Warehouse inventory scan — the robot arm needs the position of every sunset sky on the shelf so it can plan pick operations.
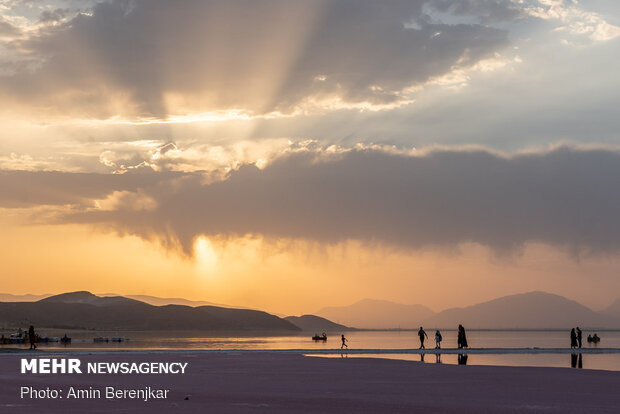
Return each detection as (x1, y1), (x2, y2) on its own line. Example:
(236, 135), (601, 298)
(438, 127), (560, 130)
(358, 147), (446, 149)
(1, 0), (619, 315)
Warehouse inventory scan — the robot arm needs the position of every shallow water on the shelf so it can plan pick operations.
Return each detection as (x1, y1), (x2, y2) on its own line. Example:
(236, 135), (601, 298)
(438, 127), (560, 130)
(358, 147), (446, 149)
(3, 329), (619, 370)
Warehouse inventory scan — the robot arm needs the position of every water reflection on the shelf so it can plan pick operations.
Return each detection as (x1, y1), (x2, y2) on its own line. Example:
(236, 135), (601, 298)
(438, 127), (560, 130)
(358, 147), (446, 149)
(435, 354), (442, 364)
(420, 353), (425, 362)
(571, 353), (583, 369)
(458, 354), (468, 365)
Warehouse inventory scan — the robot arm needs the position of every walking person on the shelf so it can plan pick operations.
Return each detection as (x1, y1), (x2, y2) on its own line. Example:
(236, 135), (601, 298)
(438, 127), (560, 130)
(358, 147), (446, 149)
(435, 330), (442, 349)
(570, 328), (578, 349)
(28, 325), (36, 350)
(341, 334), (348, 349)
(418, 327), (428, 349)
(576, 327), (582, 348)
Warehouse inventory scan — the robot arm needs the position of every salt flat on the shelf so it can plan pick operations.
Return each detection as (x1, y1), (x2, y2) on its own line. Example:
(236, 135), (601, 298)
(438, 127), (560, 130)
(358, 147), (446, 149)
(1, 352), (618, 413)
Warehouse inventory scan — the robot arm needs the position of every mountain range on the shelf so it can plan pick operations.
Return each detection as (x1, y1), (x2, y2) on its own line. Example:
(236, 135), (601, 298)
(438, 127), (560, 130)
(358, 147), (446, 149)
(0, 291), (299, 332)
(1, 290), (618, 331)
(316, 292), (620, 330)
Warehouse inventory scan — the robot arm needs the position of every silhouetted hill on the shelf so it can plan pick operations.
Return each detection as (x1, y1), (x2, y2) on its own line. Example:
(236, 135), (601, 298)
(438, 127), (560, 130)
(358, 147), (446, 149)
(317, 299), (434, 329)
(116, 294), (222, 308)
(285, 315), (351, 331)
(0, 292), (300, 331)
(423, 292), (619, 329)
(41, 291), (143, 307)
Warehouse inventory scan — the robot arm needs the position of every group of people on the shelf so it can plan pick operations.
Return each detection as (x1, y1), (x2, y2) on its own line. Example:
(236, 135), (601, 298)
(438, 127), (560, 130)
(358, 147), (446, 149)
(417, 324), (468, 349)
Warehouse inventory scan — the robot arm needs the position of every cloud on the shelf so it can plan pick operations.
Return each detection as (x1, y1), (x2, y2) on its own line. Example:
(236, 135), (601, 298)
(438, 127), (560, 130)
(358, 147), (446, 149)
(426, 0), (525, 23)
(523, 0), (620, 42)
(0, 169), (177, 208)
(4, 146), (614, 256)
(0, 0), (509, 119)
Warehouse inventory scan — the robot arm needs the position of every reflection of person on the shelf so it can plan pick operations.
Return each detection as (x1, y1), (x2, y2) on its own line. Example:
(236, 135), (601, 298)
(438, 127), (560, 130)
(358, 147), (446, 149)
(28, 325), (36, 350)
(570, 328), (577, 349)
(418, 327), (428, 349)
(458, 354), (468, 365)
(576, 327), (582, 348)
(457, 325), (468, 349)
(435, 330), (442, 349)
(341, 334), (348, 349)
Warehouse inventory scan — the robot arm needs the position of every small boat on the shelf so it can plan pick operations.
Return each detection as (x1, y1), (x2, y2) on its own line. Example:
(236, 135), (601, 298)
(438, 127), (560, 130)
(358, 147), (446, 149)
(587, 334), (601, 344)
(93, 336), (109, 343)
(111, 336), (126, 342)
(61, 335), (71, 344)
(312, 333), (327, 341)
(46, 337), (60, 343)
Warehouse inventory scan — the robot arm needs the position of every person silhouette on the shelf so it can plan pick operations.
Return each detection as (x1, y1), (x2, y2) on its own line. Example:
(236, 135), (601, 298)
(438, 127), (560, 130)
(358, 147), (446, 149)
(418, 327), (428, 349)
(28, 325), (36, 350)
(434, 330), (442, 349)
(576, 327), (582, 348)
(341, 334), (348, 349)
(457, 325), (468, 349)
(570, 328), (577, 349)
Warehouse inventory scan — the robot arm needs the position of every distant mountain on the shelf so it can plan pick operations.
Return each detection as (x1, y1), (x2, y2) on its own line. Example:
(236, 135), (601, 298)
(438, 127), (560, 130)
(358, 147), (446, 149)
(41, 291), (142, 307)
(423, 291), (619, 330)
(121, 294), (222, 308)
(0, 293), (51, 302)
(600, 298), (620, 320)
(317, 299), (434, 329)
(0, 291), (300, 331)
(284, 315), (351, 332)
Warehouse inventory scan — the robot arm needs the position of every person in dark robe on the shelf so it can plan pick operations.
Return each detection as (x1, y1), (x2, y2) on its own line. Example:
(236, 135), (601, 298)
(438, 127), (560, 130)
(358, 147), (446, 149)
(576, 327), (582, 348)
(570, 328), (578, 348)
(458, 324), (468, 348)
(28, 325), (36, 350)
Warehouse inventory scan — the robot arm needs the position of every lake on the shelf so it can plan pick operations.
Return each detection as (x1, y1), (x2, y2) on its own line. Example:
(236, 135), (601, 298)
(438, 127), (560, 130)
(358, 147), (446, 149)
(3, 329), (619, 370)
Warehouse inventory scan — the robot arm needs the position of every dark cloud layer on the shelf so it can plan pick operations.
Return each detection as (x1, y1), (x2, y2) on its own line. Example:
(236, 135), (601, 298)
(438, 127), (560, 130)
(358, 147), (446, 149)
(6, 147), (617, 255)
(0, 170), (176, 208)
(1, 0), (508, 118)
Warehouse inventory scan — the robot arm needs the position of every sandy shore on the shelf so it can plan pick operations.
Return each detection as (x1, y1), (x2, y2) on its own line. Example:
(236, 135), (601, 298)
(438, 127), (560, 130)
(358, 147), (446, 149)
(1, 351), (619, 413)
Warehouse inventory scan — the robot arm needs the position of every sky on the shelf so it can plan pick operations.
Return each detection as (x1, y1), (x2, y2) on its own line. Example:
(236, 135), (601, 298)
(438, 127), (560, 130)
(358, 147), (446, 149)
(0, 0), (619, 315)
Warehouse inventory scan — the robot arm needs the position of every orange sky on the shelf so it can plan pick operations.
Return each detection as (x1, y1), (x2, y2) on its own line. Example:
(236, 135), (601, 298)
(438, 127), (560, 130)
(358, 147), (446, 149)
(2, 211), (619, 315)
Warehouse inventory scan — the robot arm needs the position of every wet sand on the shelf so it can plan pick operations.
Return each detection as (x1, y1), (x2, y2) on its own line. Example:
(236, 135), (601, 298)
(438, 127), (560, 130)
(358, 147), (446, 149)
(1, 351), (619, 413)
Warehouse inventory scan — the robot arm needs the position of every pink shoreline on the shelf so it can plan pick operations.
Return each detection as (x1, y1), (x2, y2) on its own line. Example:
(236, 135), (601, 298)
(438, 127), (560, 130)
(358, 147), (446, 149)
(1, 352), (619, 413)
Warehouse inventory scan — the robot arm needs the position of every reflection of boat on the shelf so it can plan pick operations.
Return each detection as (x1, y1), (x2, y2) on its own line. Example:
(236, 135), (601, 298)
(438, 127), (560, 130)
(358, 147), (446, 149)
(9, 330), (25, 344)
(312, 333), (327, 341)
(93, 337), (109, 342)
